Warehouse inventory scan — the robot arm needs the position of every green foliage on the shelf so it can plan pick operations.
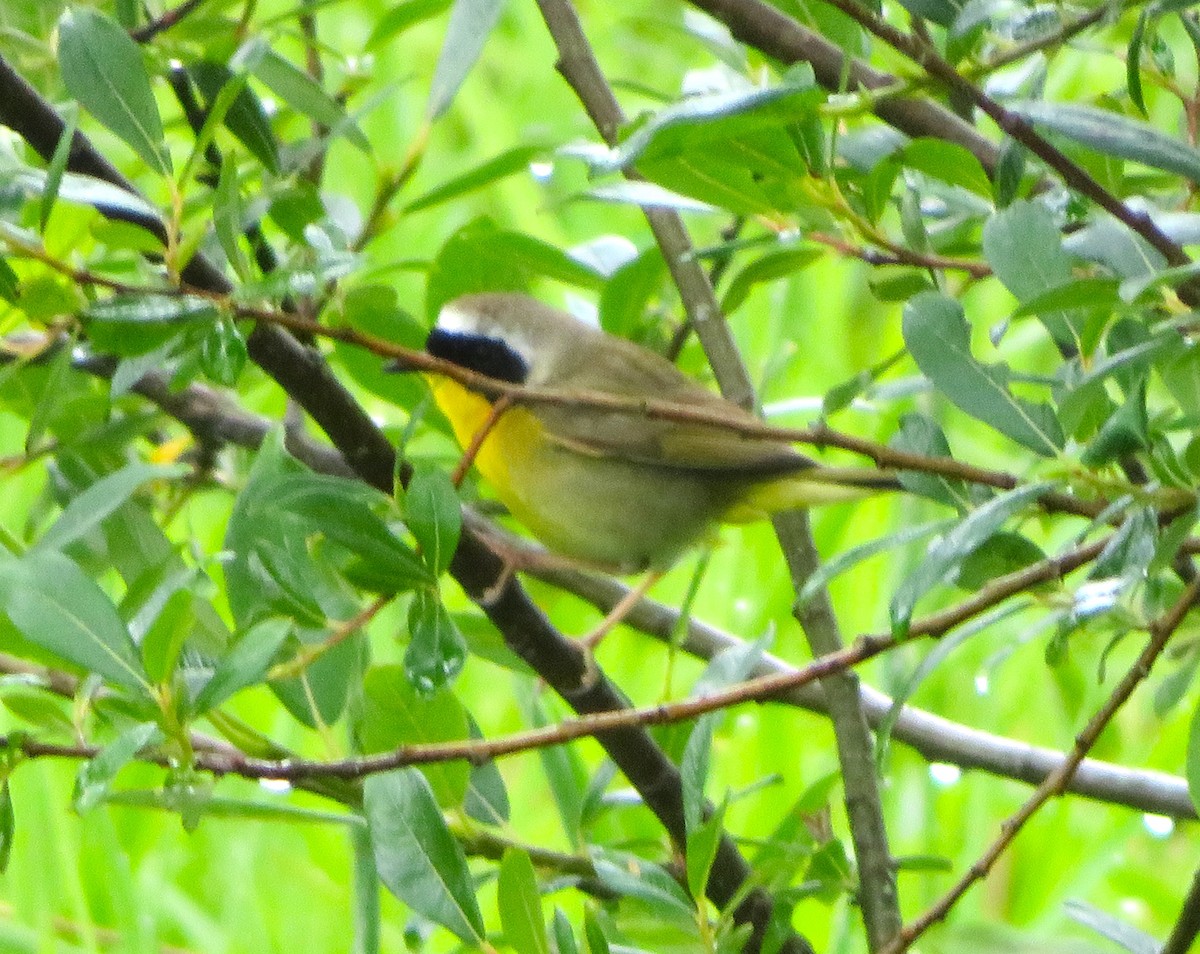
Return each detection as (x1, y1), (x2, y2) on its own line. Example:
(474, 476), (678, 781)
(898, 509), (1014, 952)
(0, 0), (1197, 952)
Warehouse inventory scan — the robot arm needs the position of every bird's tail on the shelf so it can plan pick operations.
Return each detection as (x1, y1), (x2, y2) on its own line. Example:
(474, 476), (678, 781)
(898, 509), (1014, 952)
(722, 467), (899, 523)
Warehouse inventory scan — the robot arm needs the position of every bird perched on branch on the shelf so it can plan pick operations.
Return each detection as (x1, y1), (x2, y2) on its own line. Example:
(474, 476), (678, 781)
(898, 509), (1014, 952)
(419, 293), (896, 575)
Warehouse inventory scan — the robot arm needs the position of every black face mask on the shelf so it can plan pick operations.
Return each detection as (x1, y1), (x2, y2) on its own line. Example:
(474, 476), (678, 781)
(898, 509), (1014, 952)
(424, 327), (529, 385)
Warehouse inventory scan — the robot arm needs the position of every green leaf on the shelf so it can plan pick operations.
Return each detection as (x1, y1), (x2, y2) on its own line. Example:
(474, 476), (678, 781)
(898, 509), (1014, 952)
(426, 0), (505, 120)
(200, 319), (247, 386)
(982, 200), (1086, 349)
(213, 153), (251, 279)
(404, 466), (462, 576)
(889, 482), (1054, 635)
(680, 713), (714, 834)
(367, 0), (455, 49)
(357, 664), (470, 807)
(604, 78), (827, 215)
(902, 291), (1064, 456)
(592, 854), (695, 920)
(0, 780), (12, 872)
(685, 796), (726, 901)
(84, 294), (219, 326)
(2, 169), (164, 235)
(993, 137), (1027, 207)
(797, 519), (954, 607)
(426, 218), (605, 317)
(404, 590), (466, 694)
(0, 256), (18, 304)
(74, 722), (163, 812)
(1009, 276), (1122, 319)
(1064, 899), (1161, 954)
(0, 550), (147, 692)
(36, 462), (188, 554)
(363, 769), (486, 944)
(955, 530), (1045, 589)
(498, 849), (550, 954)
(896, 138), (991, 198)
(1128, 6), (1152, 116)
(243, 43), (369, 151)
(351, 825), (381, 954)
(40, 109), (78, 231)
(888, 414), (973, 510)
(1187, 695), (1200, 816)
(551, 909), (580, 954)
(719, 246), (821, 314)
(188, 61), (281, 174)
(57, 8), (170, 175)
(404, 145), (542, 213)
(192, 618), (293, 715)
(1011, 100), (1200, 185)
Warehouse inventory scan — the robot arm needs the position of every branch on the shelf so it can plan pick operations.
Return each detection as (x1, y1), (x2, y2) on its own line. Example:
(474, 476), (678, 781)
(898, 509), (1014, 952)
(685, 0), (1001, 173)
(822, 0), (1195, 279)
(883, 576), (1200, 953)
(532, 3), (901, 947)
(522, 542), (1197, 820)
(1162, 863), (1200, 954)
(0, 52), (759, 952)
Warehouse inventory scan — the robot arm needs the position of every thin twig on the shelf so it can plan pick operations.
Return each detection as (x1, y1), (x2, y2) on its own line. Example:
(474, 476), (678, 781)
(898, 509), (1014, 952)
(1162, 863), (1200, 954)
(532, 2), (902, 947)
(129, 0), (210, 42)
(883, 576), (1200, 953)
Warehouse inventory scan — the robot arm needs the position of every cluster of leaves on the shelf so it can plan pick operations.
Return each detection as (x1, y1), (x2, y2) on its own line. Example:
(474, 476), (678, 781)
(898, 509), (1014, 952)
(0, 0), (1198, 952)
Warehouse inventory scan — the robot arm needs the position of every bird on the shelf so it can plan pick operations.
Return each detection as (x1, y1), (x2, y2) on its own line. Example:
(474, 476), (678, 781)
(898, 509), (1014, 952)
(420, 292), (896, 575)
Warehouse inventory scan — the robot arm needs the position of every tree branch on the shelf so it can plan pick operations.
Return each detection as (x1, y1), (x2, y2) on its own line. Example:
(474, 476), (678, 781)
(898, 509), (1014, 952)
(530, 2), (902, 947)
(883, 576), (1200, 952)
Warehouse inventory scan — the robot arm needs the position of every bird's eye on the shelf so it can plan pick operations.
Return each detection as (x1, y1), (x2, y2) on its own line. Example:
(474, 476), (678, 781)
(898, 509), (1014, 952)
(425, 327), (529, 384)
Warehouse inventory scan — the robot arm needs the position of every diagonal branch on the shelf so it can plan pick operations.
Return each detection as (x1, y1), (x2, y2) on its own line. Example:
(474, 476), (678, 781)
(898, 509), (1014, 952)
(0, 52), (769, 953)
(531, 1), (902, 948)
(883, 576), (1200, 953)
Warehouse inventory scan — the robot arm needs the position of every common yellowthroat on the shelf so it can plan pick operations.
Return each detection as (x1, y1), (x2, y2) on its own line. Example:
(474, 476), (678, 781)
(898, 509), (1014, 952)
(422, 293), (895, 573)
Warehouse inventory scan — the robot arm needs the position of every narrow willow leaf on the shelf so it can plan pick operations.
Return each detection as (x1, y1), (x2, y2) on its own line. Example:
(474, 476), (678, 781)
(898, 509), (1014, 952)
(244, 43), (369, 151)
(685, 796), (726, 901)
(982, 200), (1084, 348)
(890, 482), (1053, 634)
(40, 110), (78, 231)
(797, 520), (954, 607)
(85, 294), (218, 325)
(36, 462), (189, 553)
(363, 769), (486, 944)
(0, 551), (147, 692)
(192, 618), (293, 715)
(57, 8), (170, 174)
(404, 590), (466, 694)
(592, 855), (695, 920)
(189, 61), (281, 174)
(351, 825), (381, 954)
(74, 722), (163, 812)
(403, 145), (542, 212)
(902, 291), (1064, 456)
(404, 466), (462, 576)
(680, 713), (714, 834)
(4, 168), (164, 229)
(357, 664), (470, 807)
(1011, 100), (1200, 184)
(427, 0), (505, 120)
(498, 850), (550, 954)
(1064, 900), (1160, 954)
(0, 781), (12, 872)
(552, 910), (580, 954)
(367, 0), (455, 49)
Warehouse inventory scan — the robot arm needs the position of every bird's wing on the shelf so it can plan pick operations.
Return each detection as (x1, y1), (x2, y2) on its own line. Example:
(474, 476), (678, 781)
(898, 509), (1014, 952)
(535, 339), (812, 478)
